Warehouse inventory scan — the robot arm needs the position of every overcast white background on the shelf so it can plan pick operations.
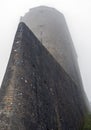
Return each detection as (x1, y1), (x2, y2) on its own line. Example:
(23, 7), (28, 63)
(0, 0), (91, 101)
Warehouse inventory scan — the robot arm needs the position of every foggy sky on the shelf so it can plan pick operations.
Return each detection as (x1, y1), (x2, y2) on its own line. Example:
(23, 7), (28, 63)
(0, 0), (91, 101)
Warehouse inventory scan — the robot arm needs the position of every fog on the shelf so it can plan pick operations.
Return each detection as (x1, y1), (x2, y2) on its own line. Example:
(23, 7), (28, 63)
(0, 0), (91, 101)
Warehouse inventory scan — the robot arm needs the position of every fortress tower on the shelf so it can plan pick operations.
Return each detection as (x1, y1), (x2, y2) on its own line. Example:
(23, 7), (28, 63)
(0, 6), (89, 130)
(21, 6), (81, 87)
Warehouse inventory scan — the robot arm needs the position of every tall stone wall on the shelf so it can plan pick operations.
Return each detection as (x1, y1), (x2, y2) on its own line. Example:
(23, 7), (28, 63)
(0, 23), (88, 130)
(21, 6), (82, 88)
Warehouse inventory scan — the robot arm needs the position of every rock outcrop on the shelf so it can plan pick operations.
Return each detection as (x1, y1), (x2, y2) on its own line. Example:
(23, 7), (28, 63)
(0, 22), (88, 130)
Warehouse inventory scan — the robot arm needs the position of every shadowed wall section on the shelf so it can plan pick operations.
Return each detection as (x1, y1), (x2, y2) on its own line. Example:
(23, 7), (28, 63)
(0, 22), (88, 130)
(21, 6), (82, 88)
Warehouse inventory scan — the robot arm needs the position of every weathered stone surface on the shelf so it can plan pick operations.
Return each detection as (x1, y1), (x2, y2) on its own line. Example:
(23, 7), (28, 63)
(21, 6), (83, 88)
(0, 22), (88, 130)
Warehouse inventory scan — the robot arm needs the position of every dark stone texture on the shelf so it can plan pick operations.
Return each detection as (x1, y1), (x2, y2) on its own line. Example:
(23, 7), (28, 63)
(0, 22), (88, 130)
(21, 6), (83, 89)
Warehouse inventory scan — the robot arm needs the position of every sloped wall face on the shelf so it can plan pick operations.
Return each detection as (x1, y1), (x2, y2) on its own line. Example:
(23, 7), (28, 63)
(0, 23), (87, 130)
(21, 6), (82, 88)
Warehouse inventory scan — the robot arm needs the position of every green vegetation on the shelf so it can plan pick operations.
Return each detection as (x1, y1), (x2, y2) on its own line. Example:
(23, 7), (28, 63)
(82, 113), (91, 130)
